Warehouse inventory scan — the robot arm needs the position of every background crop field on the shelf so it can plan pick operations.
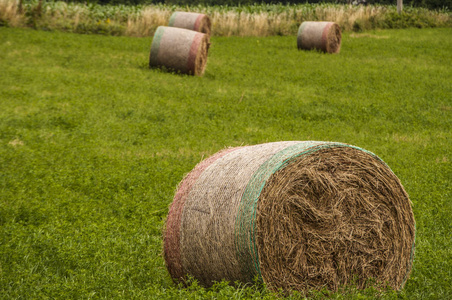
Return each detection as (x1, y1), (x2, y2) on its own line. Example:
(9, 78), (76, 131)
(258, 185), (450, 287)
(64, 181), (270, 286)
(0, 27), (451, 299)
(1, 0), (451, 37)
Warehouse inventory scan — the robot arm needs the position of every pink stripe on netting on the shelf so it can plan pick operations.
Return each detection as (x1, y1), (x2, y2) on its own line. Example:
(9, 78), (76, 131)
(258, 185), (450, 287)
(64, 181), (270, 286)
(193, 14), (204, 32)
(186, 33), (203, 74)
(321, 22), (333, 52)
(164, 147), (241, 282)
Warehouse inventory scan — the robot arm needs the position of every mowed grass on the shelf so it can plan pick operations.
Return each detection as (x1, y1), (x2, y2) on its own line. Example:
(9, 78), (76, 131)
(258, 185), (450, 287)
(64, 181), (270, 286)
(0, 27), (451, 299)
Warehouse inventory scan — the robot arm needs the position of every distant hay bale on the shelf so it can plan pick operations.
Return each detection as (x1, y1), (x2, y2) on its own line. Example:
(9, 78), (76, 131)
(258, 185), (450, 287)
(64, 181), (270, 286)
(163, 141), (415, 292)
(168, 11), (212, 37)
(297, 22), (342, 53)
(149, 26), (209, 76)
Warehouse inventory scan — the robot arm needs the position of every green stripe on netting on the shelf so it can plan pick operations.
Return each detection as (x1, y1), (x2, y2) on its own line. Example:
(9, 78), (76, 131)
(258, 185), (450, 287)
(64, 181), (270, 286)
(234, 141), (379, 282)
(149, 26), (165, 67)
(297, 22), (307, 37)
(168, 12), (178, 27)
(297, 22), (308, 48)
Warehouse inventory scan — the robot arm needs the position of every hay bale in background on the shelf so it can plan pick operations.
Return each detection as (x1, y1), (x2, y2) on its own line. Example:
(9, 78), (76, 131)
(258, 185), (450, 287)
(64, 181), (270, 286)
(168, 12), (212, 37)
(163, 141), (415, 292)
(149, 26), (209, 76)
(297, 22), (342, 53)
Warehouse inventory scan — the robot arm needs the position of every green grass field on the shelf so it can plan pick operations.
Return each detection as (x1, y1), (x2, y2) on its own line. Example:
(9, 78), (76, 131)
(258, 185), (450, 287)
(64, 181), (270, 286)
(0, 26), (451, 299)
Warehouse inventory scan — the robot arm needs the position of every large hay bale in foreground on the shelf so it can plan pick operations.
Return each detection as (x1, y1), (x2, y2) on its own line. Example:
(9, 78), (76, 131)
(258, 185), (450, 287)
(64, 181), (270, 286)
(149, 26), (209, 76)
(169, 12), (212, 37)
(297, 22), (342, 53)
(164, 141), (415, 292)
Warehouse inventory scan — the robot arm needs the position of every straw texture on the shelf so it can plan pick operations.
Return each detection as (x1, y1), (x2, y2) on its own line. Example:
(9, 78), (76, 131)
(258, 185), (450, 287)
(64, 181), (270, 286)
(297, 22), (342, 53)
(169, 12), (212, 37)
(164, 141), (415, 292)
(256, 146), (415, 291)
(149, 26), (209, 76)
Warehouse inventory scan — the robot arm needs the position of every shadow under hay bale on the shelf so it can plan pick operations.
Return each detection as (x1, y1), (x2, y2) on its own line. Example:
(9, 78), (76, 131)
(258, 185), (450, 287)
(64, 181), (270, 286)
(149, 26), (209, 76)
(164, 141), (415, 293)
(169, 11), (212, 37)
(297, 22), (342, 54)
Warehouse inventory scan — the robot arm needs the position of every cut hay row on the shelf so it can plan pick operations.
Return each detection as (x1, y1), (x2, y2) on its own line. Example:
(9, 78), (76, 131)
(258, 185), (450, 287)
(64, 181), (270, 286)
(297, 21), (342, 53)
(164, 141), (416, 292)
(149, 26), (209, 76)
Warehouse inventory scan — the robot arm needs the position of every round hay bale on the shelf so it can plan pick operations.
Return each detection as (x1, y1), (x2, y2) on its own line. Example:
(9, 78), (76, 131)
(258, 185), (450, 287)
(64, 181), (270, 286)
(168, 12), (212, 37)
(149, 26), (209, 76)
(164, 141), (415, 292)
(297, 22), (342, 54)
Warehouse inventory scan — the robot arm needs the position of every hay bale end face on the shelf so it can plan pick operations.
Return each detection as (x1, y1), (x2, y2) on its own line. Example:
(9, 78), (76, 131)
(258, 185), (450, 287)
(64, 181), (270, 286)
(149, 26), (209, 76)
(164, 141), (415, 292)
(297, 22), (342, 53)
(169, 12), (212, 37)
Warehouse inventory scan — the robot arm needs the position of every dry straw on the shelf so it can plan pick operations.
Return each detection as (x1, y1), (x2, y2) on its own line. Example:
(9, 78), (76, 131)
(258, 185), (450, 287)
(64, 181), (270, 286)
(164, 141), (415, 292)
(149, 26), (209, 76)
(0, 0), (25, 27)
(168, 11), (212, 37)
(297, 21), (342, 53)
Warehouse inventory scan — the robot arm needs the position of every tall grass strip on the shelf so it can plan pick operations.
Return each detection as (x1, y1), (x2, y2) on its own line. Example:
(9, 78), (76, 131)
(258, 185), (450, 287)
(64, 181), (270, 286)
(1, 1), (451, 36)
(0, 0), (25, 27)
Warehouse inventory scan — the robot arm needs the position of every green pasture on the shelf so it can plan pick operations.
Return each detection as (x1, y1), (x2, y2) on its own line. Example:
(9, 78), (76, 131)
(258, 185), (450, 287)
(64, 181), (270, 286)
(0, 27), (451, 299)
